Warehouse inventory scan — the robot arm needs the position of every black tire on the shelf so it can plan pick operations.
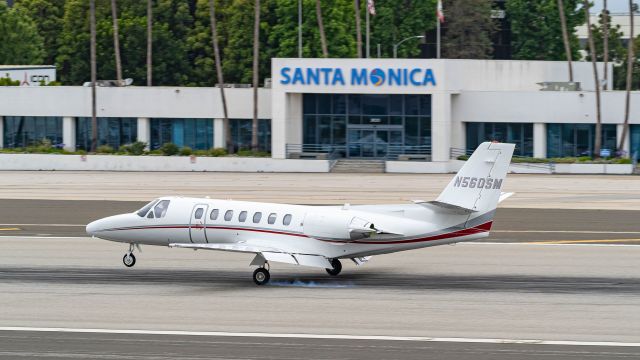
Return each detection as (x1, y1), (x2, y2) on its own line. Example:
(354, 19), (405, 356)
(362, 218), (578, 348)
(123, 253), (136, 268)
(325, 259), (342, 276)
(253, 267), (270, 285)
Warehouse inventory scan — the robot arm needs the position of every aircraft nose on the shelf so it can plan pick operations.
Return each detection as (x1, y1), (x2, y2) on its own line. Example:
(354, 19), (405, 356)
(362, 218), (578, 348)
(86, 219), (104, 237)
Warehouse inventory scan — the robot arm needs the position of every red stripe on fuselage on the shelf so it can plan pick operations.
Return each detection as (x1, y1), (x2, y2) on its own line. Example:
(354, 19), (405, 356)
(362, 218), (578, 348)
(104, 221), (492, 245)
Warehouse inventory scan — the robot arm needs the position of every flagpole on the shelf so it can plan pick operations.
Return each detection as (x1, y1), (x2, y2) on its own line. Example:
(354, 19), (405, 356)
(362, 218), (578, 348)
(436, 13), (441, 58)
(365, 2), (370, 58)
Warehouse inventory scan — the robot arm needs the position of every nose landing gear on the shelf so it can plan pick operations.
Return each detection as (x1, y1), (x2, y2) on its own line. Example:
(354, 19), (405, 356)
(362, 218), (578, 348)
(122, 243), (139, 268)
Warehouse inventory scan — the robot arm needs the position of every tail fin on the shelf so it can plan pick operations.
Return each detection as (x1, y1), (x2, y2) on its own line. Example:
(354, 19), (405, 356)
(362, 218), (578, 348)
(434, 142), (515, 213)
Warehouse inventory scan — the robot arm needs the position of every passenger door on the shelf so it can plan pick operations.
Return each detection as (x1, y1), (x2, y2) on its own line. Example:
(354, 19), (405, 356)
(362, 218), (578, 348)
(189, 204), (208, 243)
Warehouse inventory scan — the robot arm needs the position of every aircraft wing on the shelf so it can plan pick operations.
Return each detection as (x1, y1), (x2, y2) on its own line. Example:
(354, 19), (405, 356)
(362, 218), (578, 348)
(168, 242), (333, 269)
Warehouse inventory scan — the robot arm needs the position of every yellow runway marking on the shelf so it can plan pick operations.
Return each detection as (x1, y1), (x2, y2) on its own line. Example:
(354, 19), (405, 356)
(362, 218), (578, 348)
(0, 228), (21, 231)
(528, 239), (640, 245)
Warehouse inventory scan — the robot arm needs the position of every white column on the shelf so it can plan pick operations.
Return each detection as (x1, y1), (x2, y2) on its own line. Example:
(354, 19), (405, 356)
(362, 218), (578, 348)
(431, 92), (452, 162)
(0, 116), (3, 149)
(270, 92), (304, 158)
(449, 95), (464, 150)
(62, 117), (76, 152)
(214, 118), (225, 149)
(533, 122), (546, 158)
(137, 117), (151, 149)
(617, 124), (630, 156)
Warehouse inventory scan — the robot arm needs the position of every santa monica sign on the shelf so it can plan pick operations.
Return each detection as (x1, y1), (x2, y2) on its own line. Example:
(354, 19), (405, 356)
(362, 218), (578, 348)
(279, 67), (436, 87)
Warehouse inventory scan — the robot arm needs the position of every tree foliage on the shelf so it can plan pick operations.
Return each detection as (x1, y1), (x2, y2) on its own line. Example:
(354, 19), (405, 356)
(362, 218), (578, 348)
(507, 0), (584, 61)
(0, 1), (45, 64)
(441, 0), (496, 59)
(13, 0), (65, 65)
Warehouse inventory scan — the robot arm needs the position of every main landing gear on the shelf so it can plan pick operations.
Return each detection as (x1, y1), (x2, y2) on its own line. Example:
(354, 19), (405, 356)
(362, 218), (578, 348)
(253, 262), (270, 285)
(122, 243), (138, 268)
(325, 259), (342, 276)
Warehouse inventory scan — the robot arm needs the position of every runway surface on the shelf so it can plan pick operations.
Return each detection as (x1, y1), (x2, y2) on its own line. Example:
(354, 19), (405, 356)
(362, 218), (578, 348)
(0, 198), (639, 358)
(1, 199), (639, 244)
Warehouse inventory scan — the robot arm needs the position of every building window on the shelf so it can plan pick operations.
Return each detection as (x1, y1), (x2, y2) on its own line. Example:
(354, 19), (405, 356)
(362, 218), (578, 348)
(631, 125), (640, 159)
(229, 119), (271, 152)
(547, 123), (617, 158)
(303, 94), (431, 157)
(150, 118), (213, 150)
(2, 116), (63, 148)
(466, 122), (533, 157)
(76, 117), (137, 150)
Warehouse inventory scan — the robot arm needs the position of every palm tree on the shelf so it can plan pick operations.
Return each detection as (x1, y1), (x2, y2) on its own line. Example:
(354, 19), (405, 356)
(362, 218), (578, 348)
(146, 0), (152, 86)
(209, 0), (232, 153)
(110, 0), (122, 85)
(354, 0), (362, 58)
(557, 0), (573, 81)
(618, 0), (635, 152)
(603, 0), (609, 90)
(583, 0), (602, 158)
(90, 0), (98, 152)
(251, 0), (260, 151)
(316, 0), (328, 57)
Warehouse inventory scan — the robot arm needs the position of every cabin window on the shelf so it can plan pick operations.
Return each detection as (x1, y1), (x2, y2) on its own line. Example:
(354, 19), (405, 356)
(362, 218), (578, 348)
(137, 199), (159, 217)
(210, 209), (219, 220)
(239, 211), (248, 222)
(267, 213), (277, 225)
(224, 210), (233, 221)
(147, 211), (154, 219)
(153, 200), (170, 218)
(253, 212), (262, 223)
(194, 208), (204, 219)
(283, 214), (292, 226)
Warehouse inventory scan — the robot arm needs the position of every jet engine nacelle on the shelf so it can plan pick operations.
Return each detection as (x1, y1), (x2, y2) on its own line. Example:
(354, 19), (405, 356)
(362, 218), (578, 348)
(303, 211), (376, 241)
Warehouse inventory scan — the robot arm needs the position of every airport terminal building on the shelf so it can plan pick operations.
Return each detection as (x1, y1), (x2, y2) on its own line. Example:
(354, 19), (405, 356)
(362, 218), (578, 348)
(1, 58), (640, 162)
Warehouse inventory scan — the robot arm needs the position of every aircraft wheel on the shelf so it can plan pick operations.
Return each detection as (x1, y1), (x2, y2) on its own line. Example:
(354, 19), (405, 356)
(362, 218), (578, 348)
(123, 253), (136, 268)
(253, 267), (270, 285)
(326, 259), (342, 276)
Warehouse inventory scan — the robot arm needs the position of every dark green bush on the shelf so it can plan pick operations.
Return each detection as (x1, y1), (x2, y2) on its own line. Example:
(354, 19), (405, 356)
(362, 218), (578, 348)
(96, 145), (114, 154)
(119, 141), (147, 155)
(160, 142), (179, 156)
(179, 146), (193, 156)
(209, 147), (227, 157)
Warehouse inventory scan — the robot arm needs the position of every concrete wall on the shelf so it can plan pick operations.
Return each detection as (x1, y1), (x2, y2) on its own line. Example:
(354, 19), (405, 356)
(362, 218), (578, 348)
(0, 86), (271, 119)
(0, 154), (331, 172)
(453, 91), (640, 125)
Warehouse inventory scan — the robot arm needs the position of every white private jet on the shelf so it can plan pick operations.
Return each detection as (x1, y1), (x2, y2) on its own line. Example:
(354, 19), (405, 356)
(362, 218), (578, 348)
(86, 142), (514, 285)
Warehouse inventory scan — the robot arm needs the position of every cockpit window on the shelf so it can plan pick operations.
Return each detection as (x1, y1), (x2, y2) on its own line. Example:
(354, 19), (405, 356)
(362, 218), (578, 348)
(137, 199), (159, 217)
(153, 200), (171, 218)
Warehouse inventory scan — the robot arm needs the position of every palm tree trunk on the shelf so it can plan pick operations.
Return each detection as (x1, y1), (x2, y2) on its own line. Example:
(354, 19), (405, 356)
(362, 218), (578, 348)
(251, 0), (260, 152)
(209, 0), (232, 153)
(316, 0), (328, 57)
(110, 0), (122, 85)
(603, 0), (609, 90)
(354, 0), (362, 58)
(618, 0), (635, 152)
(557, 0), (573, 81)
(90, 0), (97, 153)
(584, 0), (602, 158)
(146, 0), (152, 86)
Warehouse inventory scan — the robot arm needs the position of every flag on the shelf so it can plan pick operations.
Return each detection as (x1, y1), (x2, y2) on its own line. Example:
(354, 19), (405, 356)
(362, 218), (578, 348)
(367, 0), (376, 16)
(437, 0), (445, 23)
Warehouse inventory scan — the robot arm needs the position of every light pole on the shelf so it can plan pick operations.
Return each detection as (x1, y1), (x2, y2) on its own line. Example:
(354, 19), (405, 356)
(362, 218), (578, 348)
(393, 35), (425, 58)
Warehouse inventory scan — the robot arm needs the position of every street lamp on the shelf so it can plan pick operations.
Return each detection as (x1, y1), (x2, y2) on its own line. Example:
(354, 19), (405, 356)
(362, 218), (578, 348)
(393, 35), (425, 58)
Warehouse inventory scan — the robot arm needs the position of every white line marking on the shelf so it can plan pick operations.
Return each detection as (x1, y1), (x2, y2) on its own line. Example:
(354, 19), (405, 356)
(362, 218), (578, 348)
(0, 327), (637, 347)
(493, 230), (640, 234)
(0, 224), (85, 227)
(464, 242), (640, 247)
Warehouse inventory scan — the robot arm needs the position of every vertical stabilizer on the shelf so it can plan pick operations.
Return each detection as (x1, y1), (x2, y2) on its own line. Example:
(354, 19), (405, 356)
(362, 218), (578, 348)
(434, 142), (515, 213)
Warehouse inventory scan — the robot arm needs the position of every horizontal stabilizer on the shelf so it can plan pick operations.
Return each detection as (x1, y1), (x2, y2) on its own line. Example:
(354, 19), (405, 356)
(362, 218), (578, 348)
(499, 192), (514, 203)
